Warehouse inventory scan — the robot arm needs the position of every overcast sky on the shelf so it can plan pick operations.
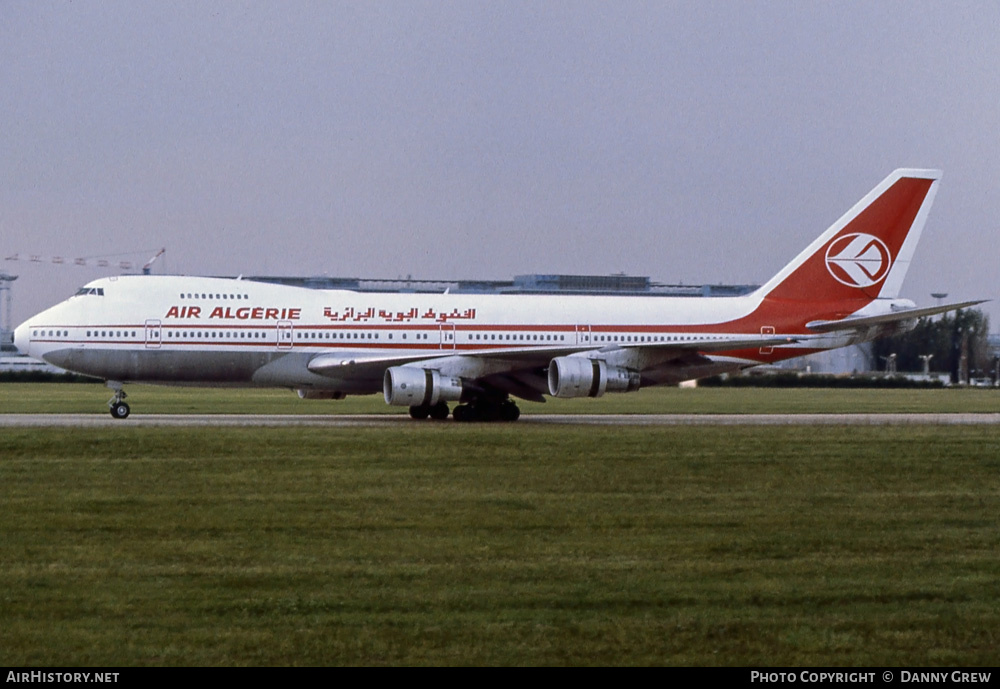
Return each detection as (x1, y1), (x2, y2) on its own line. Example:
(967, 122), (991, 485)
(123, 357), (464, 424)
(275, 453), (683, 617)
(3, 1), (998, 328)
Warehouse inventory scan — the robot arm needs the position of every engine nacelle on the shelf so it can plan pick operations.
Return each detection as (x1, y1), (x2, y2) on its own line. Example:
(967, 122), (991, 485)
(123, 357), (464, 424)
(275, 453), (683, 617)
(297, 389), (347, 400)
(383, 367), (465, 407)
(547, 357), (641, 398)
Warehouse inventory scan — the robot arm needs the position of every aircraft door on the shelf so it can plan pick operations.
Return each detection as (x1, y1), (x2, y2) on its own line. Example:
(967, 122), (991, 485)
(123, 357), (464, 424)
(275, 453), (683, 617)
(439, 323), (456, 350)
(760, 325), (776, 355)
(277, 321), (293, 349)
(144, 319), (162, 349)
(575, 325), (592, 345)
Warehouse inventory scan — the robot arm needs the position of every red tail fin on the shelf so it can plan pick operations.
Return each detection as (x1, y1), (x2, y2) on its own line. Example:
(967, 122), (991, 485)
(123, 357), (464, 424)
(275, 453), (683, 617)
(757, 169), (940, 310)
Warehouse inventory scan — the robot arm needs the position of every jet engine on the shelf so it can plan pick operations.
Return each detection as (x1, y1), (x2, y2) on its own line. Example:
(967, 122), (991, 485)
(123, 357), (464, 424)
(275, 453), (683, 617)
(384, 366), (465, 406)
(547, 357), (641, 398)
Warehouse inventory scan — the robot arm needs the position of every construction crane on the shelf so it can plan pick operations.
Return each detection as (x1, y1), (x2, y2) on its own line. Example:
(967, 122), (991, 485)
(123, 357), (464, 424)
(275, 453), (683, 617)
(4, 248), (165, 273)
(2, 249), (165, 338)
(142, 248), (166, 275)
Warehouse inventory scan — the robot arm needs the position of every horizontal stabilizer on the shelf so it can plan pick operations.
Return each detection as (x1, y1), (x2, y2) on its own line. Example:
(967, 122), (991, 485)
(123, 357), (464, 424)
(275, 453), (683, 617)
(806, 300), (987, 333)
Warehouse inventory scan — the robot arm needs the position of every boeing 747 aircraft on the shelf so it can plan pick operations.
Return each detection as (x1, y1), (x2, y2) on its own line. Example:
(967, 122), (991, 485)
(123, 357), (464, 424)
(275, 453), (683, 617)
(14, 169), (982, 421)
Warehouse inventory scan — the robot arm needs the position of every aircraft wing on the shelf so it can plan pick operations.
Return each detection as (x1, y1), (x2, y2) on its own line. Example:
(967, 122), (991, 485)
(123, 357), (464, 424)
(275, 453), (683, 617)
(306, 334), (798, 376)
(306, 333), (799, 402)
(306, 344), (595, 377)
(806, 300), (987, 333)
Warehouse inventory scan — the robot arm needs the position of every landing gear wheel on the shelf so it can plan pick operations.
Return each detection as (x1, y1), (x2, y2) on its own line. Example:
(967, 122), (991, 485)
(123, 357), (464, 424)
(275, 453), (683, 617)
(429, 401), (450, 420)
(500, 400), (521, 421)
(452, 399), (521, 422)
(409, 405), (430, 420)
(106, 382), (130, 420)
(477, 402), (502, 422)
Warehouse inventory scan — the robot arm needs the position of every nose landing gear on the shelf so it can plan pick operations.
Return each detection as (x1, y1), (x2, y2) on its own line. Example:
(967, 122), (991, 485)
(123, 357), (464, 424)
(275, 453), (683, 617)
(107, 381), (130, 419)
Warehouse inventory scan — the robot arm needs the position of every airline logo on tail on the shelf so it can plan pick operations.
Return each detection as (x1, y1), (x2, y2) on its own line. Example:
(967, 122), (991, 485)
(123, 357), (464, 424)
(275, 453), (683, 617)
(824, 233), (892, 288)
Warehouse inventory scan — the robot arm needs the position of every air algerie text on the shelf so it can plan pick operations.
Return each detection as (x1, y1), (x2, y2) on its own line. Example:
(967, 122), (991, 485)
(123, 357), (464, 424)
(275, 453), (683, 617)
(164, 306), (301, 320)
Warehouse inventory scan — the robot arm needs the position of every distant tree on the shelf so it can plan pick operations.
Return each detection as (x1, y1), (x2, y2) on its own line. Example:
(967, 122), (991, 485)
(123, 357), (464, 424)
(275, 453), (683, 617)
(952, 308), (993, 381)
(871, 308), (990, 380)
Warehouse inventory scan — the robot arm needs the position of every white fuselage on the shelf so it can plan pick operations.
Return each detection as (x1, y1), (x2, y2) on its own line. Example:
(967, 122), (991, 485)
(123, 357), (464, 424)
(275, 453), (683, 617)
(15, 274), (857, 394)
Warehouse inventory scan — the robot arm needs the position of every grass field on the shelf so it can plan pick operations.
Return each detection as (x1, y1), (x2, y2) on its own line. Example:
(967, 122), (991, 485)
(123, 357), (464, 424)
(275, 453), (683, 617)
(1, 381), (999, 415)
(2, 402), (999, 665)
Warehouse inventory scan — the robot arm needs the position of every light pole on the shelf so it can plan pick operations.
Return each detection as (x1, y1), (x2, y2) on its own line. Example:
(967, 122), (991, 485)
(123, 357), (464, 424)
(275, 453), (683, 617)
(919, 354), (934, 376)
(0, 273), (17, 334)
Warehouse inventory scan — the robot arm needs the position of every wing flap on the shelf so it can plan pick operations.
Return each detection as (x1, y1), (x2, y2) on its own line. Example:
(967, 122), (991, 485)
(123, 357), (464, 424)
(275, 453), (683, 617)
(616, 335), (798, 353)
(481, 370), (550, 403)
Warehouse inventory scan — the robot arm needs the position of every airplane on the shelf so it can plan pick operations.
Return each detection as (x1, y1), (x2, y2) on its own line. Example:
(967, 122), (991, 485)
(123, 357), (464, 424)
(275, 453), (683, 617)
(13, 168), (984, 421)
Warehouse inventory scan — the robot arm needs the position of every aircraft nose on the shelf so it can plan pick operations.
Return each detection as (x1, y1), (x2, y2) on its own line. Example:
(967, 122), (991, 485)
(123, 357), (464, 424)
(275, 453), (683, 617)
(13, 320), (30, 356)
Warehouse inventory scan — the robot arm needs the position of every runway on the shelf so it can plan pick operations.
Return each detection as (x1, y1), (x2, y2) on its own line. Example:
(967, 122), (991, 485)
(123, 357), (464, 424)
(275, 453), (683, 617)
(3, 413), (1000, 427)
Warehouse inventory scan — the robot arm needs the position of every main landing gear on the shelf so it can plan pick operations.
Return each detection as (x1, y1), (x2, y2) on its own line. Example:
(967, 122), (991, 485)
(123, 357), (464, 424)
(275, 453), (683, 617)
(408, 401), (451, 420)
(107, 381), (130, 419)
(408, 397), (521, 422)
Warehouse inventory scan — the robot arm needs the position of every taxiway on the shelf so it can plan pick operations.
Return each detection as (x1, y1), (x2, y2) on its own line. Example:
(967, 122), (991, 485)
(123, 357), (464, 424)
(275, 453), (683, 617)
(2, 413), (1000, 427)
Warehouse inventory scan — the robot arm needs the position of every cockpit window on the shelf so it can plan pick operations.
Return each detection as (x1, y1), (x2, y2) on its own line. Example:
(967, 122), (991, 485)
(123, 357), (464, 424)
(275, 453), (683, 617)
(74, 287), (105, 296)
